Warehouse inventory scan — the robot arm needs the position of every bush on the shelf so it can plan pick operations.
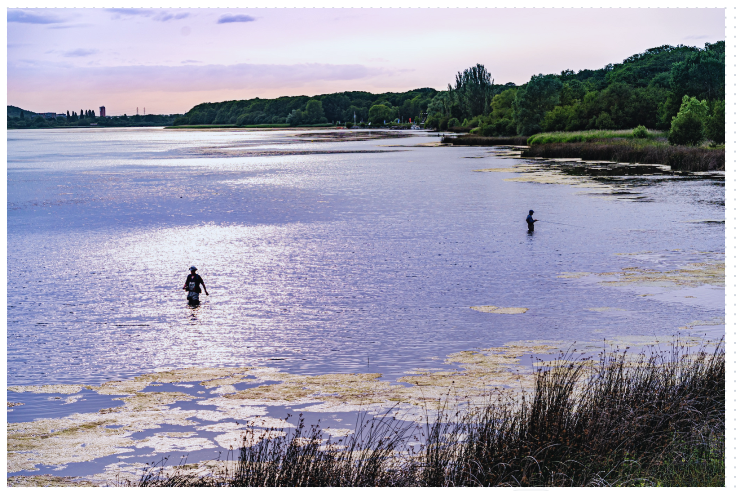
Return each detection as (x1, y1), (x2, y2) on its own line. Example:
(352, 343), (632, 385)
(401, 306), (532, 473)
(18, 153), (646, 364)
(632, 125), (649, 138)
(705, 100), (725, 144)
(668, 95), (709, 146)
(669, 111), (704, 146)
(448, 118), (460, 128)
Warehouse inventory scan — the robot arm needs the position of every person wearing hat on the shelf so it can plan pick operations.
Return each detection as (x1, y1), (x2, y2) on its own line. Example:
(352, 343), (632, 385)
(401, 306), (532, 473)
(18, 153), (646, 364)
(183, 266), (208, 304)
(526, 210), (538, 232)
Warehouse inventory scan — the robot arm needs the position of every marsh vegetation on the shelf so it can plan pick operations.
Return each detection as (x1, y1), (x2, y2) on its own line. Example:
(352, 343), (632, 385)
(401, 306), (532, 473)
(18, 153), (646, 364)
(134, 341), (724, 487)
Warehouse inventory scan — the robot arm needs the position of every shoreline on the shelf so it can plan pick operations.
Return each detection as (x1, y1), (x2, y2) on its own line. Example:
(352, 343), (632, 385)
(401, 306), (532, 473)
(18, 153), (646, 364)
(7, 336), (724, 486)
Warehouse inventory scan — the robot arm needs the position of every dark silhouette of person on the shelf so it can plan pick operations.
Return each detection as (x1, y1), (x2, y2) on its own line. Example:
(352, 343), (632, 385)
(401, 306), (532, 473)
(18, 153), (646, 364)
(183, 266), (208, 304)
(526, 210), (538, 232)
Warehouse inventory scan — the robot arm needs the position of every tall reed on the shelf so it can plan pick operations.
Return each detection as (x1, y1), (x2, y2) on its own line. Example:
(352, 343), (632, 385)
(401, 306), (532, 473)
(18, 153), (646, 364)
(135, 341), (724, 487)
(522, 141), (724, 171)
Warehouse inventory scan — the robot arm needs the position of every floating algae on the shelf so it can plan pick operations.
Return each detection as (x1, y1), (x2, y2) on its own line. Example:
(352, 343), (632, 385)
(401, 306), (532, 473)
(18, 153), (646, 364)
(225, 372), (393, 406)
(471, 306), (528, 314)
(324, 428), (354, 437)
(597, 262), (724, 288)
(137, 367), (254, 384)
(558, 261), (724, 292)
(678, 317), (725, 330)
(7, 335), (718, 479)
(7, 474), (99, 487)
(8, 384), (85, 394)
(134, 433), (216, 454)
(7, 366), (267, 474)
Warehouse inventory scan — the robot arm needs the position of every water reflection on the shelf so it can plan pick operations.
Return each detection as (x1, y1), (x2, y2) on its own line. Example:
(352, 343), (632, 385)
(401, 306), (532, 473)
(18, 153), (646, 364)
(7, 129), (724, 388)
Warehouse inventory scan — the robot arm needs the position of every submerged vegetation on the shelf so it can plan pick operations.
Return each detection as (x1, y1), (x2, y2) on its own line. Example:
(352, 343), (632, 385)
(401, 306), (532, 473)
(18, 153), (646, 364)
(135, 341), (724, 487)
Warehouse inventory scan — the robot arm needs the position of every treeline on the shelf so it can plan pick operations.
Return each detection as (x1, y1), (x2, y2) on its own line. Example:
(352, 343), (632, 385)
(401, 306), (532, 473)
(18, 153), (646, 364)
(173, 89), (439, 127)
(426, 41), (724, 144)
(7, 110), (181, 129)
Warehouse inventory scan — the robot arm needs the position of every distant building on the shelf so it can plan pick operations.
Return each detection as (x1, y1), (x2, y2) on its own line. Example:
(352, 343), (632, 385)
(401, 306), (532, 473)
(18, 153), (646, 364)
(41, 112), (57, 119)
(99, 106), (106, 118)
(57, 113), (67, 119)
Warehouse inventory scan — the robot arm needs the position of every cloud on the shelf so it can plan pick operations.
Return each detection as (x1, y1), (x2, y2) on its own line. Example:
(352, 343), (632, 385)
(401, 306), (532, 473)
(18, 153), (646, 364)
(154, 12), (189, 22)
(217, 14), (256, 24)
(8, 9), (64, 24)
(181, 60), (201, 64)
(9, 62), (378, 94)
(684, 35), (710, 40)
(64, 49), (98, 58)
(106, 8), (153, 18)
(48, 23), (93, 29)
(106, 9), (189, 22)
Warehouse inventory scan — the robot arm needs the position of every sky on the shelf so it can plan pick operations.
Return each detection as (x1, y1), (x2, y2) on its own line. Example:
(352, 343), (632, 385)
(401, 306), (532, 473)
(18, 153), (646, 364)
(7, 8), (725, 116)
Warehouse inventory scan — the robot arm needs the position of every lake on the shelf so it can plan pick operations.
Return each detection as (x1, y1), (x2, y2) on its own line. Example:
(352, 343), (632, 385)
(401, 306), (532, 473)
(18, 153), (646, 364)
(7, 127), (725, 481)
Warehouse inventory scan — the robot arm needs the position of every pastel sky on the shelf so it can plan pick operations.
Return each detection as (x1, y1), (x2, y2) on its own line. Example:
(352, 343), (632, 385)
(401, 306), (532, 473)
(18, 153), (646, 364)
(7, 8), (725, 115)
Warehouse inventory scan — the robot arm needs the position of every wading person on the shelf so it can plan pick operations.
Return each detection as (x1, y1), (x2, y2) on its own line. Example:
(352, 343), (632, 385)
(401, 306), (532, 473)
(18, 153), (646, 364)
(526, 210), (538, 232)
(183, 266), (208, 304)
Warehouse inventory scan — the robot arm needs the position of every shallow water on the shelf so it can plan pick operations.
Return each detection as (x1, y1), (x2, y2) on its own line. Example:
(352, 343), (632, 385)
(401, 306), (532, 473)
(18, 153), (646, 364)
(7, 128), (725, 480)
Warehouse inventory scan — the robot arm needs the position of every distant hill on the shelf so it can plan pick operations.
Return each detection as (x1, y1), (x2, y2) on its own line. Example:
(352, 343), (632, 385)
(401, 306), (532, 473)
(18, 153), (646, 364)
(8, 105), (40, 118)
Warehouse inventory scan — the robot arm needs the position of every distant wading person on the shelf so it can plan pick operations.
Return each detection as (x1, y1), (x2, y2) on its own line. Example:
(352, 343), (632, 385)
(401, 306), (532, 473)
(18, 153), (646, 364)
(183, 266), (208, 304)
(526, 210), (538, 232)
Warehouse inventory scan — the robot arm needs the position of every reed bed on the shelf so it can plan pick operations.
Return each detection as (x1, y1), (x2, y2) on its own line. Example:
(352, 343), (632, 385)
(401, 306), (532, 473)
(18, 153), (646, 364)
(522, 141), (725, 172)
(135, 341), (724, 487)
(527, 129), (667, 145)
(441, 135), (530, 146)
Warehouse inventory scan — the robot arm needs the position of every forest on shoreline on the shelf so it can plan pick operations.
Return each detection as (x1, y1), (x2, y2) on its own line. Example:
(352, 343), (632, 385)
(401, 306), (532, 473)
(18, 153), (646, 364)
(8, 41), (724, 148)
(168, 41), (724, 145)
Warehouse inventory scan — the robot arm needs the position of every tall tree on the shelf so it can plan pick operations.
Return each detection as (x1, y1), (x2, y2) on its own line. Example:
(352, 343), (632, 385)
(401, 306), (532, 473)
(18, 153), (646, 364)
(512, 74), (563, 135)
(670, 41), (725, 103)
(304, 99), (326, 124)
(450, 64), (494, 118)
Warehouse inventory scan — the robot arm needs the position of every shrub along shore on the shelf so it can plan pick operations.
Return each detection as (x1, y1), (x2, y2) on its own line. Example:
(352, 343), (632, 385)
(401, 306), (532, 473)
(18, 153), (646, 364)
(442, 128), (725, 172)
(521, 140), (724, 172)
(135, 341), (724, 487)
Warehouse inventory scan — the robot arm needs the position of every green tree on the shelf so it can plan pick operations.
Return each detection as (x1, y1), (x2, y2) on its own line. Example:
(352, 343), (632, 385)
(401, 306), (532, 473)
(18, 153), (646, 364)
(286, 109), (305, 126)
(704, 100), (725, 144)
(450, 63), (494, 119)
(304, 99), (326, 124)
(512, 74), (562, 135)
(368, 104), (396, 125)
(670, 41), (725, 102)
(490, 88), (517, 121)
(668, 95), (709, 145)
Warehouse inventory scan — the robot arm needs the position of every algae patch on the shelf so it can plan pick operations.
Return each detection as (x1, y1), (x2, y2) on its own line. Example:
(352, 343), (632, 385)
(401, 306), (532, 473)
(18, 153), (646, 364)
(471, 306), (528, 314)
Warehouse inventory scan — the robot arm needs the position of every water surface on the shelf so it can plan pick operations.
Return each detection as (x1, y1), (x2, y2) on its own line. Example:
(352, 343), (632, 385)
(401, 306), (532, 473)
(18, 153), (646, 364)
(8, 128), (724, 387)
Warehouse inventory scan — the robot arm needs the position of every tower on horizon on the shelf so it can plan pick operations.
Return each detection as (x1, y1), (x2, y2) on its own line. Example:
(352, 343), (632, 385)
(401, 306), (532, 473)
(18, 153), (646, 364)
(99, 106), (106, 118)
